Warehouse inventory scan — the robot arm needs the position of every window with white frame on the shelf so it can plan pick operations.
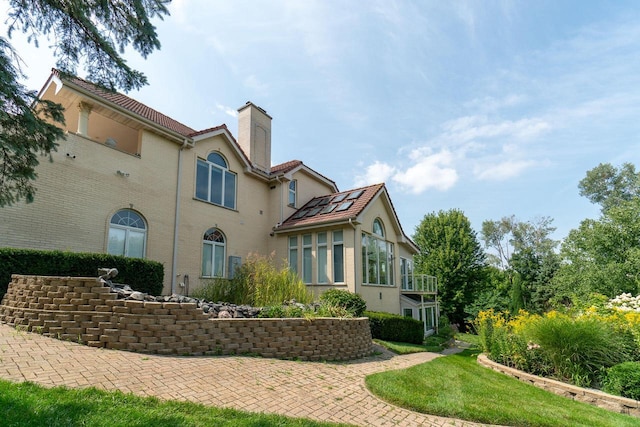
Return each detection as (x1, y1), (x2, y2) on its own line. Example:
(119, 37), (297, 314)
(362, 218), (394, 286)
(333, 230), (344, 283)
(195, 152), (237, 209)
(288, 235), (298, 274)
(400, 257), (413, 290)
(302, 234), (312, 283)
(288, 180), (297, 207)
(202, 228), (226, 277)
(317, 232), (328, 283)
(108, 209), (146, 258)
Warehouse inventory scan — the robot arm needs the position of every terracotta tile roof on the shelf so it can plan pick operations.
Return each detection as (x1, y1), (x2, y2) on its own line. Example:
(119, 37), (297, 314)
(270, 160), (303, 175)
(54, 69), (197, 137)
(277, 183), (385, 230)
(188, 124), (229, 138)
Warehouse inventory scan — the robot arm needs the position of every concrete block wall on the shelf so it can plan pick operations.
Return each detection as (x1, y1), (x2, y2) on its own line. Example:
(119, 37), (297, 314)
(478, 354), (640, 418)
(0, 275), (372, 361)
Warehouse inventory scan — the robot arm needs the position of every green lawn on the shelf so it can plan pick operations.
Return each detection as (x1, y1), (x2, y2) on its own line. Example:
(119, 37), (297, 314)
(374, 338), (445, 354)
(0, 380), (352, 427)
(366, 349), (638, 427)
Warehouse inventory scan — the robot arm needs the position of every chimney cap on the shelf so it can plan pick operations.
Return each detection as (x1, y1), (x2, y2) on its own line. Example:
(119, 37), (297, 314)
(238, 101), (271, 119)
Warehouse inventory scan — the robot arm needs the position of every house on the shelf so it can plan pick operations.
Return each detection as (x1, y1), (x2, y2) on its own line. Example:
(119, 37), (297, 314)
(0, 69), (438, 333)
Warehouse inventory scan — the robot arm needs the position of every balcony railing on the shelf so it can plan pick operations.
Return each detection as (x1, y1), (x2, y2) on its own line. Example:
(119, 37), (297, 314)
(401, 274), (437, 294)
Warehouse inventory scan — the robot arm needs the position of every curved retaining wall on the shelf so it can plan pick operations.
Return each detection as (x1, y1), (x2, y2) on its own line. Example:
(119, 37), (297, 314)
(477, 354), (640, 418)
(0, 275), (373, 361)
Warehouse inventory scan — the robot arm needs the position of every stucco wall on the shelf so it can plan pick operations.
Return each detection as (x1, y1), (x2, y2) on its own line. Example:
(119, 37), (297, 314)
(0, 275), (373, 361)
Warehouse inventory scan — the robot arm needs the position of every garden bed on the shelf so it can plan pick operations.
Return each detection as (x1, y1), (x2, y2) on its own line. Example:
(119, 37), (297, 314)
(478, 353), (640, 417)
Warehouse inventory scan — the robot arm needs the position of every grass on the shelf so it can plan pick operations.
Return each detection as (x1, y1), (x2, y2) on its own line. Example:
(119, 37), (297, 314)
(0, 379), (352, 427)
(455, 332), (481, 346)
(365, 349), (639, 427)
(374, 337), (447, 354)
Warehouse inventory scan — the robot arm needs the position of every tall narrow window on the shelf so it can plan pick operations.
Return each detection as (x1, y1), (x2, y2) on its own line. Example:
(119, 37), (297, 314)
(333, 231), (344, 283)
(288, 180), (297, 207)
(108, 209), (146, 258)
(195, 152), (237, 209)
(202, 228), (226, 277)
(288, 235), (298, 274)
(302, 234), (312, 284)
(401, 258), (413, 290)
(362, 218), (394, 285)
(317, 232), (328, 283)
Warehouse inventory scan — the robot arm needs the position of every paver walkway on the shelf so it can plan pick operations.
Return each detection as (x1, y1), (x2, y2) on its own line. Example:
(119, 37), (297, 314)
(0, 323), (493, 426)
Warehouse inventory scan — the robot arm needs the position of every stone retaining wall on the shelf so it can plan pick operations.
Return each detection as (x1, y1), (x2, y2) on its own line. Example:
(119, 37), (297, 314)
(477, 354), (640, 418)
(0, 275), (372, 361)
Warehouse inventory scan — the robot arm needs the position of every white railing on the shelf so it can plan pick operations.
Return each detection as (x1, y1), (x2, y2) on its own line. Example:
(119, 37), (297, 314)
(401, 274), (437, 293)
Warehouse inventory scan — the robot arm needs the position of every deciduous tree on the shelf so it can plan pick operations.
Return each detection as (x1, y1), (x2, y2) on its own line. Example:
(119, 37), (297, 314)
(413, 209), (485, 329)
(480, 216), (559, 313)
(553, 198), (640, 301)
(578, 162), (640, 213)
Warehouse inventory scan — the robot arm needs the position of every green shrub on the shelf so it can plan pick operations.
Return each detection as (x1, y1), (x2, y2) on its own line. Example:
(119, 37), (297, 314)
(366, 311), (424, 344)
(602, 362), (640, 400)
(192, 253), (312, 306)
(319, 289), (366, 316)
(0, 247), (163, 295)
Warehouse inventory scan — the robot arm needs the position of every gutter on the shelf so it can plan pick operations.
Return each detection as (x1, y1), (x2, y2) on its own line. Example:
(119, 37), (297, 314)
(171, 139), (189, 294)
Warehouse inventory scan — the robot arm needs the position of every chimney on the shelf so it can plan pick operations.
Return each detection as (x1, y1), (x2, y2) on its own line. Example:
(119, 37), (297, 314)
(237, 102), (272, 172)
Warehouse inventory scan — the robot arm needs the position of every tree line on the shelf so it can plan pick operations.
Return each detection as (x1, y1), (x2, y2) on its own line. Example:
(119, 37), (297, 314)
(413, 162), (640, 330)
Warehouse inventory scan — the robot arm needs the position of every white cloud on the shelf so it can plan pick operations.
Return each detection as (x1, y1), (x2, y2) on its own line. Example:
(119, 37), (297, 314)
(215, 103), (238, 118)
(392, 150), (458, 193)
(354, 161), (396, 187)
(440, 115), (551, 144)
(474, 159), (538, 181)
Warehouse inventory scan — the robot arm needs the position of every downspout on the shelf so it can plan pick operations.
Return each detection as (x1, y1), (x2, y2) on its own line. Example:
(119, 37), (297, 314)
(348, 218), (358, 295)
(171, 139), (189, 294)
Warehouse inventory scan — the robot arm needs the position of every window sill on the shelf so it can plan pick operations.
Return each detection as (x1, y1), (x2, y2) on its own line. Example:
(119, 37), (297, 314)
(193, 197), (238, 212)
(361, 283), (397, 288)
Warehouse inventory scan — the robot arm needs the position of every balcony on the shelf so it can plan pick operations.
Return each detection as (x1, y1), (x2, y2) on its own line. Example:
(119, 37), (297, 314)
(401, 274), (437, 294)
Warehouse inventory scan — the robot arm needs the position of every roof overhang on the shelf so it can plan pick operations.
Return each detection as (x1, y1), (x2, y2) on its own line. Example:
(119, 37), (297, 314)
(41, 73), (194, 147)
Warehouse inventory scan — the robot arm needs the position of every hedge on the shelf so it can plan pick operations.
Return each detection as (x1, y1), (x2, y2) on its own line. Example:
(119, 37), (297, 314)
(365, 310), (424, 344)
(0, 248), (164, 296)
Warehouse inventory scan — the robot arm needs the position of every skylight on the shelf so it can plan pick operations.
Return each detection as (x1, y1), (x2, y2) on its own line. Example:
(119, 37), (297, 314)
(332, 194), (347, 203)
(335, 201), (353, 212)
(307, 207), (322, 216)
(292, 210), (308, 219)
(347, 190), (364, 200)
(321, 204), (337, 214)
(306, 199), (321, 208)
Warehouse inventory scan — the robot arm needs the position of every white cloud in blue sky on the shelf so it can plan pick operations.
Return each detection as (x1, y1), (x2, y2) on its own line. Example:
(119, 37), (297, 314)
(3, 0), (640, 240)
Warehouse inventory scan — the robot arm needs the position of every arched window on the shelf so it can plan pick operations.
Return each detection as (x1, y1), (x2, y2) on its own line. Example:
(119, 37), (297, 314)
(362, 218), (394, 286)
(373, 218), (384, 237)
(195, 152), (237, 209)
(108, 209), (146, 258)
(202, 228), (226, 277)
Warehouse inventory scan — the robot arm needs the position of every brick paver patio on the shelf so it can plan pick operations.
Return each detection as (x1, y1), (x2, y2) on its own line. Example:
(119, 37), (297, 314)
(0, 323), (492, 426)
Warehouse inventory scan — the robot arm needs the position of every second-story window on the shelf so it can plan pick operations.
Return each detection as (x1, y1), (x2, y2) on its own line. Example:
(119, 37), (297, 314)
(288, 180), (297, 207)
(196, 152), (236, 209)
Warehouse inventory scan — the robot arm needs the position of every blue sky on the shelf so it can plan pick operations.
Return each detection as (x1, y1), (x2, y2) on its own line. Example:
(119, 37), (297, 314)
(3, 0), (640, 243)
